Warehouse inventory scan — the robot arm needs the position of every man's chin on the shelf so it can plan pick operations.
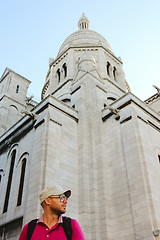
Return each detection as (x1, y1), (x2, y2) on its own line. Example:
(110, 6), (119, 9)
(60, 208), (66, 214)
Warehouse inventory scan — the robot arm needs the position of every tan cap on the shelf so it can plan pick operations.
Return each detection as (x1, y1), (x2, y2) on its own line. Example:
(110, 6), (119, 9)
(39, 186), (71, 204)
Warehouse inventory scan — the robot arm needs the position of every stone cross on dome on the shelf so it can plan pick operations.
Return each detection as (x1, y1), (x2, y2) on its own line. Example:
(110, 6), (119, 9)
(78, 13), (90, 30)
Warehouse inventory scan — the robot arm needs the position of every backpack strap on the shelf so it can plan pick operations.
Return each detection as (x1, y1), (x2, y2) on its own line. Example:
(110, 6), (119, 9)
(62, 216), (72, 240)
(27, 217), (72, 240)
(27, 219), (38, 240)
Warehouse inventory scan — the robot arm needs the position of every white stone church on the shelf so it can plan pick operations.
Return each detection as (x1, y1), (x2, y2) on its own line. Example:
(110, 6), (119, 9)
(0, 14), (160, 240)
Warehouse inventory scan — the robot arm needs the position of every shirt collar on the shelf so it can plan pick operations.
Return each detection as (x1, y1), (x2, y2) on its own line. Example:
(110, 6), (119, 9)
(37, 214), (63, 224)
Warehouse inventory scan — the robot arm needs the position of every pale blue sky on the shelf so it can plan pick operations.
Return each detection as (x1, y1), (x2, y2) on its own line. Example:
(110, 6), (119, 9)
(0, 0), (160, 101)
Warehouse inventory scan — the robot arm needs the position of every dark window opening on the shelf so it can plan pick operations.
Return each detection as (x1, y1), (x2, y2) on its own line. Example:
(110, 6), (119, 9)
(113, 67), (116, 81)
(16, 85), (19, 93)
(107, 97), (116, 101)
(17, 159), (26, 206)
(106, 62), (110, 76)
(72, 104), (75, 109)
(3, 150), (16, 213)
(63, 63), (67, 78)
(57, 69), (61, 82)
(0, 175), (1, 183)
(158, 155), (160, 163)
(62, 98), (71, 103)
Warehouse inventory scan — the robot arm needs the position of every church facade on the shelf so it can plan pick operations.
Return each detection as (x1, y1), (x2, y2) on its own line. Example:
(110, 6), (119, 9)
(0, 14), (160, 240)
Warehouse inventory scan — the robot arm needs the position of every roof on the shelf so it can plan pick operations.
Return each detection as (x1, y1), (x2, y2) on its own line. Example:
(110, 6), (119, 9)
(57, 14), (113, 57)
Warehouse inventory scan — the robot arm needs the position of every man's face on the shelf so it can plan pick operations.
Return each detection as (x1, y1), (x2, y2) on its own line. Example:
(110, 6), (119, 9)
(47, 194), (68, 216)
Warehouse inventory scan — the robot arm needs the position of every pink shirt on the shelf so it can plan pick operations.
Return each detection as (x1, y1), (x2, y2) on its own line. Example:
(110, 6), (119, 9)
(18, 215), (85, 240)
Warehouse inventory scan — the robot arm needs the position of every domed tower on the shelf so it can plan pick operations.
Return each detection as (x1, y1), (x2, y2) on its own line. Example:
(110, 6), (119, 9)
(40, 18), (131, 238)
(41, 14), (129, 108)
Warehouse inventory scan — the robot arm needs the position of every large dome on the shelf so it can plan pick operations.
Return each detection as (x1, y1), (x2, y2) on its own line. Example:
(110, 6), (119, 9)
(57, 14), (113, 57)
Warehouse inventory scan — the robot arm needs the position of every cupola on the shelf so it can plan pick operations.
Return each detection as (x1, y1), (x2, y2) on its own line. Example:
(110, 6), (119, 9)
(78, 13), (90, 30)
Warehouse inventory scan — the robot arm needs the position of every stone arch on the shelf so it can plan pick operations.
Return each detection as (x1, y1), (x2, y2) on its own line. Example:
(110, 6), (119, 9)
(106, 93), (119, 105)
(8, 105), (18, 126)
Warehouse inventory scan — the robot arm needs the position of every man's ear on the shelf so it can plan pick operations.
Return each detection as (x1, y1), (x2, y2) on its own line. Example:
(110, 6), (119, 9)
(44, 198), (51, 206)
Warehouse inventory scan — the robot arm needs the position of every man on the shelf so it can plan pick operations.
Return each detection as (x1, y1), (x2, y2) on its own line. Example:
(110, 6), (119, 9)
(18, 186), (85, 239)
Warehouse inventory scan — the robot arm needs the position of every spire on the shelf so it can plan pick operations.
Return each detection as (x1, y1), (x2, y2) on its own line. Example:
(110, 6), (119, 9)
(78, 13), (90, 30)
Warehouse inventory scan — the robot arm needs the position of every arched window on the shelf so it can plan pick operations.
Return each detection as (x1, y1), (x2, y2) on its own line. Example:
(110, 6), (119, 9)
(62, 98), (71, 104)
(17, 158), (27, 206)
(107, 97), (116, 101)
(3, 150), (16, 213)
(16, 85), (19, 93)
(62, 63), (67, 78)
(57, 69), (61, 82)
(0, 169), (4, 184)
(106, 62), (111, 76)
(113, 67), (117, 81)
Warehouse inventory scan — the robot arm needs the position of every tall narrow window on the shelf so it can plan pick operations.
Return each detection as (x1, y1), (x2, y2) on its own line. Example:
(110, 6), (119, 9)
(17, 159), (26, 206)
(57, 69), (61, 82)
(16, 85), (19, 93)
(113, 67), (117, 81)
(106, 62), (110, 76)
(3, 150), (16, 213)
(62, 63), (67, 78)
(0, 169), (3, 184)
(158, 155), (160, 163)
(1, 85), (4, 93)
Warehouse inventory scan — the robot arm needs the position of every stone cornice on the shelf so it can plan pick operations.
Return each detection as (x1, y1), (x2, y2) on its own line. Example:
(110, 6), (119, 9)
(0, 95), (79, 151)
(102, 92), (160, 122)
(54, 45), (122, 65)
(145, 93), (160, 104)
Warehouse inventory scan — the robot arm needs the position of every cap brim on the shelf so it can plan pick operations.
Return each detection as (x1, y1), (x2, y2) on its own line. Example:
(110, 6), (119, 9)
(64, 190), (71, 198)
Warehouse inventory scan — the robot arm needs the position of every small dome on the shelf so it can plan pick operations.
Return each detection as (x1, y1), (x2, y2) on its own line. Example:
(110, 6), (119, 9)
(57, 14), (113, 57)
